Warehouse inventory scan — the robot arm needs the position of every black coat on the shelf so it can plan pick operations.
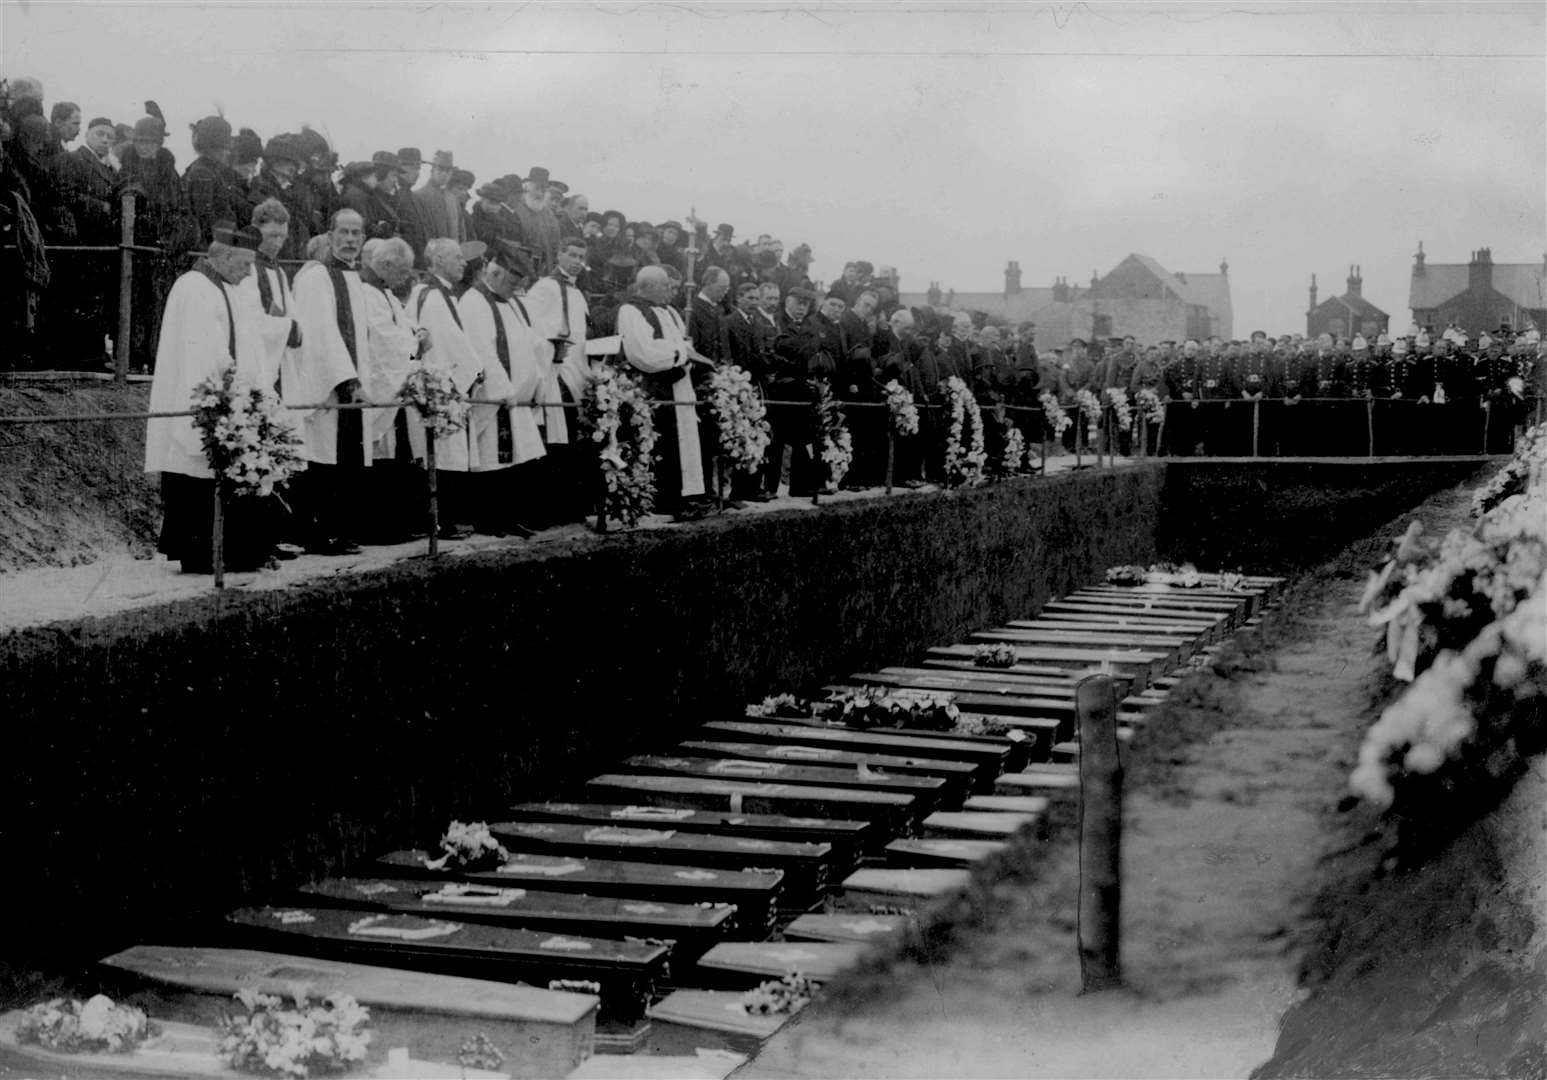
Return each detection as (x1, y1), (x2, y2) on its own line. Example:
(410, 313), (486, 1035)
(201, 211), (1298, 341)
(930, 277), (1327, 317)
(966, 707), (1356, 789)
(183, 155), (246, 246)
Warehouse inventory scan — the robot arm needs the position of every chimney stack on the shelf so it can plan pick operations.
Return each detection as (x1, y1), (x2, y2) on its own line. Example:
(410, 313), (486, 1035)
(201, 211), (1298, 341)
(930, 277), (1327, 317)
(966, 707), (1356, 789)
(1004, 259), (1022, 297)
(1347, 264), (1362, 298)
(1308, 273), (1318, 314)
(1469, 247), (1493, 292)
(1414, 241), (1425, 275)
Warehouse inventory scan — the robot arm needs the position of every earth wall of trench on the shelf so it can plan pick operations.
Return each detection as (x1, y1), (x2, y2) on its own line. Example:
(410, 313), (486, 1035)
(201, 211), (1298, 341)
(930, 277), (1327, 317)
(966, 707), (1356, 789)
(0, 458), (1480, 984)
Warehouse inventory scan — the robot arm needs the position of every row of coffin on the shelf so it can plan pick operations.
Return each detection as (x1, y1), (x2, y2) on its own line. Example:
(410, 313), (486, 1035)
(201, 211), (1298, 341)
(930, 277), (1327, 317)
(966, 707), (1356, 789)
(0, 575), (1283, 1080)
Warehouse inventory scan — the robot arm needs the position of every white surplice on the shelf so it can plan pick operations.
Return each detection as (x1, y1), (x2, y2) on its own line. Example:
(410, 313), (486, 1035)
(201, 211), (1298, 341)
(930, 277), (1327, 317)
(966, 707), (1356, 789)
(361, 283), (421, 458)
(524, 272), (591, 444)
(288, 259), (372, 466)
(408, 277), (486, 472)
(617, 301), (705, 498)
(459, 286), (546, 469)
(145, 267), (267, 478)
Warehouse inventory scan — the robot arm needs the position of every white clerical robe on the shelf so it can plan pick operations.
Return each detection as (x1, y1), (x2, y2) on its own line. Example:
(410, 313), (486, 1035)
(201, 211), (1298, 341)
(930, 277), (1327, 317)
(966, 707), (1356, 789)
(617, 301), (705, 498)
(288, 260), (372, 466)
(145, 267), (267, 478)
(408, 277), (485, 472)
(524, 272), (591, 444)
(234, 262), (302, 442)
(362, 283), (421, 457)
(459, 287), (546, 469)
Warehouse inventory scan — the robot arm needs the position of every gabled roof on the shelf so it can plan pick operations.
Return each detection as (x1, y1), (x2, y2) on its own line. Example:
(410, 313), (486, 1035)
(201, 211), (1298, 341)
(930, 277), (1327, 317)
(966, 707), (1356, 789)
(1124, 254), (1192, 302)
(1409, 261), (1547, 311)
(1314, 292), (1387, 318)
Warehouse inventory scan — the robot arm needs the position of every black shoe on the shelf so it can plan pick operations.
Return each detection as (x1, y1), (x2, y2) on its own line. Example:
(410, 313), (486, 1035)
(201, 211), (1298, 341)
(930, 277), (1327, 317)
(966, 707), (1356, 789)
(273, 544), (302, 561)
(437, 524), (474, 541)
(724, 499), (748, 510)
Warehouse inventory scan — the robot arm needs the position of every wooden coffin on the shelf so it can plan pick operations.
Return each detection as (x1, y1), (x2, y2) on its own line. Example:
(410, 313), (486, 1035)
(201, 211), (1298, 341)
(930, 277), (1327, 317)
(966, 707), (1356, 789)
(883, 837), (1006, 868)
(583, 774), (918, 834)
(678, 740), (977, 802)
(506, 801), (872, 871)
(98, 943), (596, 1077)
(645, 989), (800, 1057)
(694, 942), (869, 987)
(488, 820), (832, 902)
(780, 912), (912, 945)
(704, 720), (1013, 781)
(920, 811), (1041, 840)
(837, 868), (973, 912)
(295, 876), (735, 953)
(224, 906), (665, 1024)
(618, 753), (949, 810)
(376, 850), (781, 935)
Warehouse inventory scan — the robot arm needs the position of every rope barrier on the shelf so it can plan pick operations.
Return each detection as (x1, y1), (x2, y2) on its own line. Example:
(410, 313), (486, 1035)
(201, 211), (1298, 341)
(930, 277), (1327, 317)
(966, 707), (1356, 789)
(0, 394), (1528, 427)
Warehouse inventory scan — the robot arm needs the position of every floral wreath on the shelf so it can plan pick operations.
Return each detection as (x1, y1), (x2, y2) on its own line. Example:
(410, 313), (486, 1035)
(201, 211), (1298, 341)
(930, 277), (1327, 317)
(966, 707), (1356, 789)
(708, 364), (771, 475)
(398, 363), (471, 437)
(1000, 422), (1027, 475)
(883, 380), (920, 437)
(218, 989), (371, 1078)
(191, 367), (307, 498)
(1039, 391), (1072, 436)
(1134, 387), (1167, 425)
(583, 364), (659, 527)
(814, 380), (853, 488)
(943, 375), (987, 487)
(1073, 387), (1103, 443)
(1104, 387), (1134, 432)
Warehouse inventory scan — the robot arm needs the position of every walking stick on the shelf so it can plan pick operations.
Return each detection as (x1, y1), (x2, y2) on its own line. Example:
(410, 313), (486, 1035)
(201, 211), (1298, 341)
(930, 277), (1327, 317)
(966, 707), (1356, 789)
(425, 432), (440, 557)
(1481, 398), (1491, 455)
(212, 481), (226, 589)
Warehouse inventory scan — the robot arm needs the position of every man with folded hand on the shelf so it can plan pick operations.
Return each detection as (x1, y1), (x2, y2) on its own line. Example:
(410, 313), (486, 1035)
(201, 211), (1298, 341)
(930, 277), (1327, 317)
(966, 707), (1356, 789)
(619, 265), (713, 519)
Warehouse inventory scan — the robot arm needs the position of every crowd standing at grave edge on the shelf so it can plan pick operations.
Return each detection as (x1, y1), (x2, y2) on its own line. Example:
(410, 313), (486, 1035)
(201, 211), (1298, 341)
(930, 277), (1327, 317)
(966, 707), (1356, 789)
(2, 79), (1543, 576)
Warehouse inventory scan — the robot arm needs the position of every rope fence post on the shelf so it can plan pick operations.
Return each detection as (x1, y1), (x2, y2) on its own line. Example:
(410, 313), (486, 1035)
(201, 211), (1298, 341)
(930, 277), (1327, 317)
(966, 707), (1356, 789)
(211, 481), (225, 590)
(1481, 397), (1491, 455)
(1076, 673), (1123, 992)
(1075, 405), (1084, 469)
(1252, 398), (1261, 458)
(114, 191), (137, 385)
(1366, 397), (1375, 458)
(425, 432), (440, 558)
(885, 431), (895, 496)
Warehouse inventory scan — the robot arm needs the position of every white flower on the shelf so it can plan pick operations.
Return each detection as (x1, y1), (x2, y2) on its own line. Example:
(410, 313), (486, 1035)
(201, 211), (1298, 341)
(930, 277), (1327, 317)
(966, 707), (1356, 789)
(1039, 391), (1072, 435)
(884, 381), (921, 437)
(943, 376), (987, 487)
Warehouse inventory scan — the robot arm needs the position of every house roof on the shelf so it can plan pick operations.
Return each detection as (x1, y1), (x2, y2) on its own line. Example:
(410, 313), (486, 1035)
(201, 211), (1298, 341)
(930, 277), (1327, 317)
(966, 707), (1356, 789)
(1124, 254), (1192, 302)
(1314, 292), (1387, 319)
(898, 287), (1059, 321)
(1180, 272), (1232, 320)
(1409, 261), (1547, 311)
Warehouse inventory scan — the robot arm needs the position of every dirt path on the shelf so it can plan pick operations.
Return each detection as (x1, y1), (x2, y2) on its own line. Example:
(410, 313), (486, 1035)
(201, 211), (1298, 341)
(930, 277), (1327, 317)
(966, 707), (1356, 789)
(737, 483), (1485, 1079)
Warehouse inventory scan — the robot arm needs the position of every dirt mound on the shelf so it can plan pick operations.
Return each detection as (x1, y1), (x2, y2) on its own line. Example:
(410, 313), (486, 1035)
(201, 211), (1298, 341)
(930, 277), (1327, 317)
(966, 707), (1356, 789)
(0, 380), (160, 572)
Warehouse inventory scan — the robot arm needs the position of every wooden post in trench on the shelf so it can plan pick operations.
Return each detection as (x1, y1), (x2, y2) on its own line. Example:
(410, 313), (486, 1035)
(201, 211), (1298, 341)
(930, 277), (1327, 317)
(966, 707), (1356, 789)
(1076, 673), (1123, 992)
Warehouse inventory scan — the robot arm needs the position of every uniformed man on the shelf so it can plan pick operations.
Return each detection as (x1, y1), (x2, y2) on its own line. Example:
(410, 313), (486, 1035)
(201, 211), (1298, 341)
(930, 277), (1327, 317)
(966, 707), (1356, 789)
(771, 286), (832, 497)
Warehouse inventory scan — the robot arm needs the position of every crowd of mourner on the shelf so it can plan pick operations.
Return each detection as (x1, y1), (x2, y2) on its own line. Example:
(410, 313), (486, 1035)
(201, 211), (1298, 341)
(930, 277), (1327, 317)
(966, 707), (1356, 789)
(2, 79), (1542, 574)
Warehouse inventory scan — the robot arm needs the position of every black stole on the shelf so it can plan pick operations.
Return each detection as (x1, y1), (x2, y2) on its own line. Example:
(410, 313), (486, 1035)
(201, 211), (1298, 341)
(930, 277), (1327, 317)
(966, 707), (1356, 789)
(477, 284), (515, 463)
(416, 279), (465, 331)
(325, 258), (364, 467)
(195, 262), (237, 360)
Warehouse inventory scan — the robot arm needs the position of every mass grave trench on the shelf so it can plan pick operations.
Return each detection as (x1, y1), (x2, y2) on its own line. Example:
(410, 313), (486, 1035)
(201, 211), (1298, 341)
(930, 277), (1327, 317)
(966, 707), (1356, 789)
(0, 459), (1475, 980)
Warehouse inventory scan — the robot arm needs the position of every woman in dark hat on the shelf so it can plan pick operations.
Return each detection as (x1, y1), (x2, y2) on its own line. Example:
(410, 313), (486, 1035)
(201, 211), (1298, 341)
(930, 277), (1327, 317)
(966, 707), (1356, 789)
(121, 112), (195, 370)
(183, 115), (244, 247)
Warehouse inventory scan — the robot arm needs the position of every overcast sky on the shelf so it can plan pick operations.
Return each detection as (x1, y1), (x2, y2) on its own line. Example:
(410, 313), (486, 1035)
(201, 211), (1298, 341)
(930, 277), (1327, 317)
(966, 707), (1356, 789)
(5, 1), (1544, 334)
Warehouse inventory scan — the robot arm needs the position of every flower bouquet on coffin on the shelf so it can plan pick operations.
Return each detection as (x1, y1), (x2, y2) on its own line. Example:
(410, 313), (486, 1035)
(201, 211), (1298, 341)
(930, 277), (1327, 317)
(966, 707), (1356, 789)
(1105, 565), (1148, 586)
(422, 820), (509, 872)
(943, 376), (987, 487)
(746, 693), (826, 720)
(16, 995), (157, 1055)
(825, 687), (960, 732)
(217, 989), (370, 1078)
(973, 642), (1018, 668)
(742, 973), (817, 1017)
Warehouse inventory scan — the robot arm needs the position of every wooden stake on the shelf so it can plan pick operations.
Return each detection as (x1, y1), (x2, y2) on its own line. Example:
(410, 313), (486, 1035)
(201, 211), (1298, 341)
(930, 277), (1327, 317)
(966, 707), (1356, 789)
(885, 432), (895, 495)
(1252, 398), (1261, 458)
(211, 481), (225, 590)
(1366, 397), (1375, 458)
(1076, 673), (1123, 992)
(425, 432), (440, 558)
(115, 192), (136, 384)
